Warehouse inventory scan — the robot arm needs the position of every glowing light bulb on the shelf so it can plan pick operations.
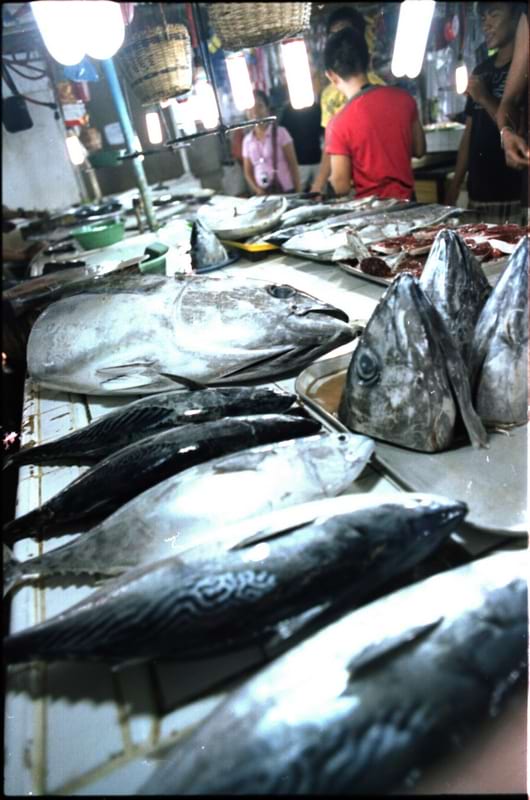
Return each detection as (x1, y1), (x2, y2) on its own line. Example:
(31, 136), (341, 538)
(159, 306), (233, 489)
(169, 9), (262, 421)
(145, 111), (163, 144)
(225, 53), (255, 111)
(455, 63), (469, 94)
(194, 79), (219, 130)
(281, 39), (314, 110)
(83, 1), (125, 60)
(31, 1), (86, 66)
(66, 133), (87, 165)
(391, 0), (435, 80)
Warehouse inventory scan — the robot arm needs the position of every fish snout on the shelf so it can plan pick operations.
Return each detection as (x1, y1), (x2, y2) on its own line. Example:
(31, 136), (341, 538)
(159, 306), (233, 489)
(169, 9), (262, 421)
(429, 498), (468, 532)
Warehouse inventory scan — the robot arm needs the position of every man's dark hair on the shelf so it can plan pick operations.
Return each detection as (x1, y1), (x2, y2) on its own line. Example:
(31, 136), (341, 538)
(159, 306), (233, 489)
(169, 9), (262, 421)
(324, 26), (369, 78)
(475, 1), (526, 18)
(326, 5), (366, 36)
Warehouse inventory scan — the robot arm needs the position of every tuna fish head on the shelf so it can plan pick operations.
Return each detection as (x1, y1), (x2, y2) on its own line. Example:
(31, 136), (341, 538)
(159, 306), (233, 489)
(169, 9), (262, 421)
(470, 235), (529, 427)
(338, 273), (488, 452)
(178, 277), (355, 384)
(419, 229), (491, 360)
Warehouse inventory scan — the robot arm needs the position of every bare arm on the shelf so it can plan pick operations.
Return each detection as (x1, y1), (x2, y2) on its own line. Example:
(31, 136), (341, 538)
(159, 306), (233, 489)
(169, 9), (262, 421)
(412, 117), (426, 158)
(282, 141), (302, 194)
(329, 154), (352, 196)
(310, 151), (331, 195)
(445, 116), (472, 206)
(497, 12), (529, 169)
(467, 75), (501, 124)
(497, 12), (529, 130)
(242, 156), (264, 196)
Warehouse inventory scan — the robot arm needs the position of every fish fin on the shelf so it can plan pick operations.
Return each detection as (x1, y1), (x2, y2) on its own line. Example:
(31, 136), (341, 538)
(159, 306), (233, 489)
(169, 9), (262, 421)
(228, 520), (311, 551)
(96, 363), (189, 392)
(211, 347), (302, 382)
(158, 372), (207, 391)
(263, 602), (335, 657)
(344, 619), (444, 685)
(3, 545), (22, 597)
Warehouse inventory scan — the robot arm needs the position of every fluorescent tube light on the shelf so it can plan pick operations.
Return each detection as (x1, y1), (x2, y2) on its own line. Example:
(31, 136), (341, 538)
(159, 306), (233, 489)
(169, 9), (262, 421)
(31, 1), (85, 66)
(82, 1), (125, 60)
(391, 0), (435, 80)
(455, 62), (469, 94)
(146, 111), (163, 144)
(66, 133), (87, 165)
(281, 39), (314, 110)
(225, 53), (255, 111)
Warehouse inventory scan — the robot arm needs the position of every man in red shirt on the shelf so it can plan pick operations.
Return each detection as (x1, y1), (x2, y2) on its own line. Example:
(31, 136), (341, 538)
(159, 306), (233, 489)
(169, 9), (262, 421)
(324, 27), (426, 200)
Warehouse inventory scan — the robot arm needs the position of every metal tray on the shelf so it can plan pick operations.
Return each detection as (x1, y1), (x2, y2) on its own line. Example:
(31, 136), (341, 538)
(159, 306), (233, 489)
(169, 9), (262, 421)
(295, 352), (527, 537)
(337, 254), (508, 288)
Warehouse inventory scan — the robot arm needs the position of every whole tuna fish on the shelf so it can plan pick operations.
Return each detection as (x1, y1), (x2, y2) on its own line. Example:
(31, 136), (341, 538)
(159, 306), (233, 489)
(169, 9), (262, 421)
(2, 386), (296, 470)
(469, 235), (528, 427)
(2, 413), (321, 542)
(419, 229), (491, 360)
(3, 433), (374, 594)
(338, 273), (488, 452)
(3, 493), (467, 664)
(27, 274), (354, 395)
(138, 547), (526, 795)
(191, 219), (229, 271)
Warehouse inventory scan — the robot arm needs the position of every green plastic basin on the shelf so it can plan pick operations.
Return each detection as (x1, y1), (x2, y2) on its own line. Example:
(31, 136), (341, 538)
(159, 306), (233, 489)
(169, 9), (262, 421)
(72, 220), (125, 250)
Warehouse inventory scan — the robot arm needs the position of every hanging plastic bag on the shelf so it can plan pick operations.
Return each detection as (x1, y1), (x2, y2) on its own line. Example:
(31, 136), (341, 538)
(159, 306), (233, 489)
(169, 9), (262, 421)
(63, 56), (99, 83)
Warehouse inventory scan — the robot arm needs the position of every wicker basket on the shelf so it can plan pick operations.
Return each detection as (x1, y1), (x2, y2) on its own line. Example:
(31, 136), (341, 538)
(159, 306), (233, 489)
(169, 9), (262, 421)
(117, 10), (192, 106)
(208, 2), (312, 51)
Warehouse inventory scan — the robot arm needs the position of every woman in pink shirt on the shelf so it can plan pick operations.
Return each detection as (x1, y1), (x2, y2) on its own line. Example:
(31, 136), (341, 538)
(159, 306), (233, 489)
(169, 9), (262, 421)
(242, 91), (301, 195)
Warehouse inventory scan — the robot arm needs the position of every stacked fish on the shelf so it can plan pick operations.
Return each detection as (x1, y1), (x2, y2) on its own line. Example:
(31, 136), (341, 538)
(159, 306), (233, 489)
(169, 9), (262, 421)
(339, 231), (528, 451)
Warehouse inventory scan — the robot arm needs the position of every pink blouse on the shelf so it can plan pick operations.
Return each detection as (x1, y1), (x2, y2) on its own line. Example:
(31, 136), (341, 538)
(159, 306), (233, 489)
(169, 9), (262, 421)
(242, 125), (294, 192)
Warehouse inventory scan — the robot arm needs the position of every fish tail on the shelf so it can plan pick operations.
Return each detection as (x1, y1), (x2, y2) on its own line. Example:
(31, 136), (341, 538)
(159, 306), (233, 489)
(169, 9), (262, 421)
(3, 544), (23, 597)
(2, 507), (47, 543)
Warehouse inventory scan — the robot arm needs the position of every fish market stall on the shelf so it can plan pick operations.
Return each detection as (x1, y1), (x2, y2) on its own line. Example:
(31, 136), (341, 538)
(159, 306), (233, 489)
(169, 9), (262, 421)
(4, 241), (527, 795)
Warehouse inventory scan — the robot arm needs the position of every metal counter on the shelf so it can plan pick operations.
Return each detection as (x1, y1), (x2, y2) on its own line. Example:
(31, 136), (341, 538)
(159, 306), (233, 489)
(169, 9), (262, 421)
(4, 250), (527, 795)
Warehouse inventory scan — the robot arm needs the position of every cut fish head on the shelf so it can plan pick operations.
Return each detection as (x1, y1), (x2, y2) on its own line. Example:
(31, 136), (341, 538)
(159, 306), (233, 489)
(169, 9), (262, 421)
(338, 274), (457, 452)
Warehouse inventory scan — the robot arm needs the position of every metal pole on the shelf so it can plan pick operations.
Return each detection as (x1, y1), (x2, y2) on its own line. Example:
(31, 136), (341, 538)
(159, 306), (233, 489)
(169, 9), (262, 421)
(167, 102), (192, 175)
(100, 57), (159, 232)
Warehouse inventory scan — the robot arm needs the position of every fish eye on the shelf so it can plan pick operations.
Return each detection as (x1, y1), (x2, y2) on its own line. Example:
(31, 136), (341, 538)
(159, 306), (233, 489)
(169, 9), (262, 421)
(355, 349), (380, 385)
(267, 284), (296, 299)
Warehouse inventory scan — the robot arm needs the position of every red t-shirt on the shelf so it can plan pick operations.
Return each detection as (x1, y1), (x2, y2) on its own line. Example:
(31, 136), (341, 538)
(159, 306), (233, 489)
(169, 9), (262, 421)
(325, 86), (418, 200)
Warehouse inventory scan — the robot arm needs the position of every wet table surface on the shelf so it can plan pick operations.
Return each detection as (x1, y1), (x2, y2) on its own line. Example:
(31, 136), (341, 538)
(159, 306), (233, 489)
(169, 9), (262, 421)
(4, 247), (527, 795)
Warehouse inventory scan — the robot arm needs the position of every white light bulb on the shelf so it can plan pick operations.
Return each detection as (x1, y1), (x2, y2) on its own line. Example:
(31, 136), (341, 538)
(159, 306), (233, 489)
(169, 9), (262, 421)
(31, 1), (86, 66)
(391, 0), (435, 80)
(281, 39), (314, 110)
(146, 111), (163, 144)
(66, 133), (86, 165)
(82, 1), (125, 60)
(225, 53), (255, 112)
(194, 80), (219, 130)
(455, 63), (469, 94)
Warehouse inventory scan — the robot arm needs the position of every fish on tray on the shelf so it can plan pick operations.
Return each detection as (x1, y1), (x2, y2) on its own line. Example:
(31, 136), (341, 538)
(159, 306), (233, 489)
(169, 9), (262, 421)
(470, 234), (528, 427)
(3, 433), (374, 594)
(2, 413), (321, 542)
(3, 493), (467, 663)
(137, 547), (526, 795)
(27, 274), (355, 395)
(419, 229), (491, 360)
(338, 273), (489, 452)
(2, 386), (296, 470)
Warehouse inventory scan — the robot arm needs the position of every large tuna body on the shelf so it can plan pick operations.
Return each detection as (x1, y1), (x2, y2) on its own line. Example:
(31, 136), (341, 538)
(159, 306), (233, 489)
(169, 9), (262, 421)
(27, 274), (354, 395)
(3, 493), (466, 664)
(139, 548), (526, 795)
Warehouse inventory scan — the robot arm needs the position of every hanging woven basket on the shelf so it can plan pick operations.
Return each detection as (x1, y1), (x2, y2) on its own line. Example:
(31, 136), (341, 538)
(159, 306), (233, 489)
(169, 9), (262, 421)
(208, 2), (312, 52)
(117, 6), (192, 106)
